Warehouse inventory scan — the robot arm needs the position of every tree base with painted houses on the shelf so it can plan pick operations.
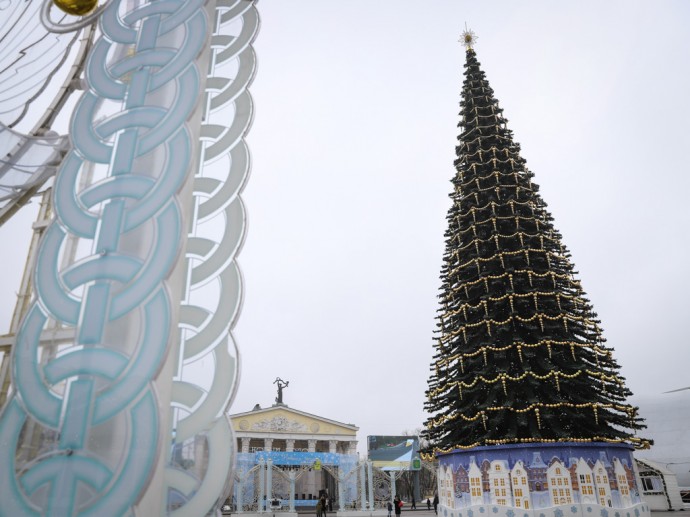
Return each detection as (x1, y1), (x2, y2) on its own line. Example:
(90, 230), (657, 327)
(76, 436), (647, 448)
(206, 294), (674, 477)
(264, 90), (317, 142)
(435, 443), (649, 517)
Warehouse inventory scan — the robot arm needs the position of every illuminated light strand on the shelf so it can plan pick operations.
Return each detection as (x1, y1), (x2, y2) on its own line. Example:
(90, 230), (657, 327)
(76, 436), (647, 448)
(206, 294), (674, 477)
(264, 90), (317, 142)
(434, 340), (612, 369)
(455, 198), (537, 220)
(459, 120), (512, 140)
(455, 162), (527, 186)
(419, 435), (652, 461)
(456, 165), (520, 189)
(459, 123), (507, 136)
(453, 199), (536, 221)
(438, 311), (598, 343)
(440, 290), (583, 319)
(461, 159), (531, 187)
(446, 269), (581, 298)
(458, 119), (508, 136)
(427, 401), (637, 431)
(452, 215), (547, 238)
(450, 229), (559, 253)
(426, 368), (623, 399)
(462, 168), (532, 195)
(461, 106), (508, 120)
(453, 178), (536, 198)
(461, 94), (501, 109)
(435, 340), (612, 369)
(458, 128), (516, 145)
(460, 111), (509, 125)
(463, 94), (502, 107)
(460, 157), (525, 180)
(457, 132), (518, 152)
(447, 248), (572, 277)
(457, 156), (526, 179)
(451, 217), (559, 241)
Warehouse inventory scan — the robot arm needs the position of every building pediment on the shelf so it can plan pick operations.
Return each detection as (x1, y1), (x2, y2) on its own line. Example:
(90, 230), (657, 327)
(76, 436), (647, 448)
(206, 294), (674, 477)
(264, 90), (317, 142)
(230, 405), (357, 437)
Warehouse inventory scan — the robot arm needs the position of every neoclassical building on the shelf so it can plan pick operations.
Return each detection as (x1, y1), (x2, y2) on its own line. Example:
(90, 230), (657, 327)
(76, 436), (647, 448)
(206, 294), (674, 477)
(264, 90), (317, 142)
(229, 401), (359, 511)
(233, 404), (358, 456)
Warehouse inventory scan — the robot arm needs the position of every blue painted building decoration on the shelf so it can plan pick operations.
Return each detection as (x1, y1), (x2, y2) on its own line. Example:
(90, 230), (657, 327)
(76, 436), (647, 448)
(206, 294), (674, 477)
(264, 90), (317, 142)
(437, 443), (643, 512)
(253, 450), (355, 467)
(235, 451), (358, 509)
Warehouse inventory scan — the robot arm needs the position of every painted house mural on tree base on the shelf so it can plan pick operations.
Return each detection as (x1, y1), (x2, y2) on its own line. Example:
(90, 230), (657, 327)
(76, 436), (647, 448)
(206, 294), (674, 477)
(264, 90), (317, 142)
(436, 443), (648, 517)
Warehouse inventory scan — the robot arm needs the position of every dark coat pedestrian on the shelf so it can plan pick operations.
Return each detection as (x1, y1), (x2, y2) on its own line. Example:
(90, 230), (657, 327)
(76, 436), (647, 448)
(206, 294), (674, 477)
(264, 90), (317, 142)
(394, 495), (402, 516)
(426, 499), (431, 511)
(387, 502), (393, 517)
(433, 495), (439, 515)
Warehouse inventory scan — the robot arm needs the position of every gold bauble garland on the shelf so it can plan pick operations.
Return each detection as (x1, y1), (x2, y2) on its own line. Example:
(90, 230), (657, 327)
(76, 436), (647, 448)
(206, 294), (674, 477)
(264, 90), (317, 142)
(419, 435), (651, 461)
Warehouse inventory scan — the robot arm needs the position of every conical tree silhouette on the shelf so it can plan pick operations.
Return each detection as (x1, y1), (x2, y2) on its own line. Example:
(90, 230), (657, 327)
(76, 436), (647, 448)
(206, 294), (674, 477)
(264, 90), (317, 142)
(423, 38), (649, 454)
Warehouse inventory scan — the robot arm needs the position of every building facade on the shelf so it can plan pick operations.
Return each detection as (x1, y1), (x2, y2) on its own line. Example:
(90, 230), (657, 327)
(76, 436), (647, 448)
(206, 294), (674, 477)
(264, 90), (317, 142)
(230, 404), (359, 511)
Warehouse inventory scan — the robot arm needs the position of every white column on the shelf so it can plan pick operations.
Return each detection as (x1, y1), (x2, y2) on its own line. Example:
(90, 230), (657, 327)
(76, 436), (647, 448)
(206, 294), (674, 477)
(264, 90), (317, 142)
(289, 471), (296, 512)
(329, 440), (337, 454)
(308, 439), (317, 453)
(236, 477), (244, 513)
(390, 471), (396, 506)
(360, 462), (367, 510)
(241, 437), (250, 453)
(286, 439), (295, 452)
(338, 470), (345, 511)
(264, 438), (273, 452)
(367, 461), (374, 510)
(348, 441), (357, 455)
(266, 458), (273, 503)
(258, 459), (266, 513)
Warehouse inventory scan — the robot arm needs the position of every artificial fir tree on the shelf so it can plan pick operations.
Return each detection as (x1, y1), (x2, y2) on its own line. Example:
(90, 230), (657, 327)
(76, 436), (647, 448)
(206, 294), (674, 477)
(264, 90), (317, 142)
(423, 31), (649, 455)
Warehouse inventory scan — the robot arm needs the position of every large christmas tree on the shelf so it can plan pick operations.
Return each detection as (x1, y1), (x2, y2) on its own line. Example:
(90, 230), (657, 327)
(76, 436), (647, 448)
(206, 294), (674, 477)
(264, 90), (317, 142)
(423, 32), (649, 455)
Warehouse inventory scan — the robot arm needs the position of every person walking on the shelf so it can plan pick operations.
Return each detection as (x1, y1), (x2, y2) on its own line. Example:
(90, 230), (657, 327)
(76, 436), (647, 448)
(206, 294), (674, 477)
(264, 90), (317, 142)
(411, 497), (416, 510)
(433, 494), (439, 515)
(426, 499), (431, 511)
(394, 495), (403, 517)
(316, 498), (323, 517)
(321, 495), (328, 517)
(387, 501), (393, 517)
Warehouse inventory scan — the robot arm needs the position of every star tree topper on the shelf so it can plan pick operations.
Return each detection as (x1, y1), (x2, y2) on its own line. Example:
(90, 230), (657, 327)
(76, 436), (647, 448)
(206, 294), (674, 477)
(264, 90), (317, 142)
(460, 24), (477, 50)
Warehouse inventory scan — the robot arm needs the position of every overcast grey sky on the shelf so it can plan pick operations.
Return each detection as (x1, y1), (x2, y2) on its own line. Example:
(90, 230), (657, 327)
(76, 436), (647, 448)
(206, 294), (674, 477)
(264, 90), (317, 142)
(1, 0), (689, 456)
